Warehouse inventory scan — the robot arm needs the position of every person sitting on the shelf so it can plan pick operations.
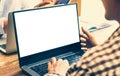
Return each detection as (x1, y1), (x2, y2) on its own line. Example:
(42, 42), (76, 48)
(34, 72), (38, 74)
(0, 0), (58, 33)
(44, 0), (120, 75)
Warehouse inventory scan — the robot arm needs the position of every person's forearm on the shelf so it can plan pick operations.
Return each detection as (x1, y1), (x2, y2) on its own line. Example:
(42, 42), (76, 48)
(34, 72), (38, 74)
(3, 18), (8, 27)
(0, 18), (8, 33)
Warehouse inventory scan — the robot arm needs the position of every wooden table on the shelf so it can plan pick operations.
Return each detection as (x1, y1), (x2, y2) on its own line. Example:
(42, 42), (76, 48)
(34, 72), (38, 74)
(0, 52), (26, 76)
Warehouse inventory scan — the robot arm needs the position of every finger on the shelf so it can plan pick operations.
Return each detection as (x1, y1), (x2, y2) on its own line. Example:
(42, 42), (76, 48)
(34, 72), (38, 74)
(56, 59), (63, 66)
(57, 59), (63, 62)
(51, 57), (57, 64)
(81, 27), (93, 39)
(80, 33), (88, 39)
(81, 43), (87, 47)
(48, 61), (52, 66)
(80, 38), (86, 43)
(51, 57), (57, 68)
(57, 59), (63, 64)
(48, 62), (52, 69)
(63, 60), (69, 66)
(48, 62), (54, 73)
(81, 47), (88, 51)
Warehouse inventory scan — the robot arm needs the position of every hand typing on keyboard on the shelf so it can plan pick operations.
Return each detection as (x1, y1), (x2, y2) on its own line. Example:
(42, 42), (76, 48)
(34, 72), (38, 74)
(47, 57), (69, 76)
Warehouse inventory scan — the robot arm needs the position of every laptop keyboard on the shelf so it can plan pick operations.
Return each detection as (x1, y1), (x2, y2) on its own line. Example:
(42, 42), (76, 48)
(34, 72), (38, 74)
(62, 53), (81, 65)
(30, 52), (81, 76)
(0, 44), (6, 49)
(31, 63), (48, 76)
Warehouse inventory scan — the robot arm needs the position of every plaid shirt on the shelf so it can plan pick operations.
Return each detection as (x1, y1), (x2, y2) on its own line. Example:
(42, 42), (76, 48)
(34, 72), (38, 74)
(66, 26), (120, 76)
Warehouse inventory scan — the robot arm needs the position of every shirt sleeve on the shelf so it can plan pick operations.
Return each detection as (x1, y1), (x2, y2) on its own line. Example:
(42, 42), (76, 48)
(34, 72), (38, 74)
(0, 18), (3, 27)
(66, 50), (94, 76)
(66, 60), (91, 76)
(0, 0), (5, 34)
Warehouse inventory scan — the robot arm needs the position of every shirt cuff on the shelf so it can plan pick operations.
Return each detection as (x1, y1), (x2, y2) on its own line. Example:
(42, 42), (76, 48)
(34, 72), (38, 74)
(44, 73), (62, 76)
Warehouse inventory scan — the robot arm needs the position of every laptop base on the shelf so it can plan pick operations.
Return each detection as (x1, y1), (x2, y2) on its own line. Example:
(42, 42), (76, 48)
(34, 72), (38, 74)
(22, 50), (84, 76)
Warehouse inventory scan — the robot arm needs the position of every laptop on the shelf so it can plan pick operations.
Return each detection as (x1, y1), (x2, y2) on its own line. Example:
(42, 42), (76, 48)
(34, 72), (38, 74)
(12, 4), (84, 76)
(0, 13), (17, 54)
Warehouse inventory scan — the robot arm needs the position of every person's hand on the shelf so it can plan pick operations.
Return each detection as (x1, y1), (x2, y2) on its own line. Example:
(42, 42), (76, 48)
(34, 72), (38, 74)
(3, 18), (8, 33)
(34, 0), (58, 8)
(48, 57), (69, 76)
(80, 27), (98, 51)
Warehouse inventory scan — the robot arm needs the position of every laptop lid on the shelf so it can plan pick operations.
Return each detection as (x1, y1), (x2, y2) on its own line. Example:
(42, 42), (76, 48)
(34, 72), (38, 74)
(13, 4), (81, 67)
(0, 13), (17, 54)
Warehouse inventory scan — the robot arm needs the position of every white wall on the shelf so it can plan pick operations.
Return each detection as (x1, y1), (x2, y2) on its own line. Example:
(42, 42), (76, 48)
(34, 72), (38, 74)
(80, 0), (119, 44)
(81, 0), (105, 21)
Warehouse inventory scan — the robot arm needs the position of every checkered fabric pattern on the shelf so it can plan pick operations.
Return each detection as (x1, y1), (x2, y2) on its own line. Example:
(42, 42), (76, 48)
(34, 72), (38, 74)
(66, 26), (120, 76)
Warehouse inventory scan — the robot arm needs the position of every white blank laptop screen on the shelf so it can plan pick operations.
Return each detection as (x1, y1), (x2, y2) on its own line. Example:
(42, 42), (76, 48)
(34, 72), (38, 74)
(14, 4), (79, 57)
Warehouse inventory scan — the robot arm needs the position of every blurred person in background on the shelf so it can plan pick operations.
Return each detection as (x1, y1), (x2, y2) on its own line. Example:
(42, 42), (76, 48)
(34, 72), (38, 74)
(0, 0), (58, 34)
